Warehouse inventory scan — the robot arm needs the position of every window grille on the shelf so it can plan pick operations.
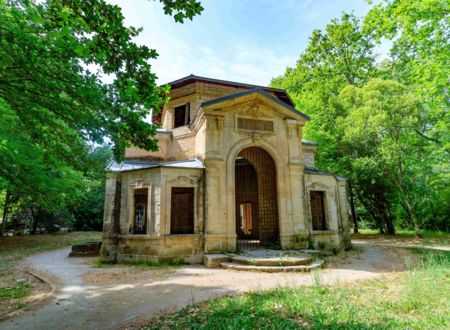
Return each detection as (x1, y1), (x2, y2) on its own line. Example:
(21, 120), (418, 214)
(133, 188), (148, 234)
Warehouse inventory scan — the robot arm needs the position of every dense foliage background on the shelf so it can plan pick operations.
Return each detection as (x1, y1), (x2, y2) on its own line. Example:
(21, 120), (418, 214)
(272, 0), (449, 235)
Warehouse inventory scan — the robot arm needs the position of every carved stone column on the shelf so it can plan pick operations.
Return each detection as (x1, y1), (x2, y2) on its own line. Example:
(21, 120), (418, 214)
(285, 120), (308, 247)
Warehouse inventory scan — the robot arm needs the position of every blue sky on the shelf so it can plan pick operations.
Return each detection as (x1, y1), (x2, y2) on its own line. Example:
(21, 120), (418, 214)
(109, 0), (373, 86)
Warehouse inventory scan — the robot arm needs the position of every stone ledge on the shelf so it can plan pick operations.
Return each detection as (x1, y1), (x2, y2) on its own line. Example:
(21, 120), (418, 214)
(310, 230), (340, 235)
(220, 259), (324, 273)
(230, 255), (312, 267)
(203, 254), (231, 267)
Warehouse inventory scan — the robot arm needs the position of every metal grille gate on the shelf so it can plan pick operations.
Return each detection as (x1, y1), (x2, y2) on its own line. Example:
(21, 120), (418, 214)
(235, 147), (279, 250)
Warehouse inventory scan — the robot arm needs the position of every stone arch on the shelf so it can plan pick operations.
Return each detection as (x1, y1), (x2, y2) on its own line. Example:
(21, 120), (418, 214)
(235, 146), (279, 246)
(225, 138), (288, 249)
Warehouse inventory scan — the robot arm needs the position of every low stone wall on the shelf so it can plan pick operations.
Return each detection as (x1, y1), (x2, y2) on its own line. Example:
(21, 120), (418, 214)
(102, 234), (204, 264)
(69, 242), (102, 257)
(309, 230), (343, 252)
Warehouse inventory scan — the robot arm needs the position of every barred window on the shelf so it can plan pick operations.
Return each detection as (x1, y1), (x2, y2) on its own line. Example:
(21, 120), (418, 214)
(310, 191), (326, 230)
(133, 188), (148, 234)
(170, 187), (194, 234)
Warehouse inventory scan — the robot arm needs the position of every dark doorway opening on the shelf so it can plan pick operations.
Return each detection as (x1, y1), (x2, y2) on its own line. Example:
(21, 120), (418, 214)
(170, 187), (194, 234)
(235, 158), (259, 249)
(310, 191), (327, 230)
(235, 147), (279, 250)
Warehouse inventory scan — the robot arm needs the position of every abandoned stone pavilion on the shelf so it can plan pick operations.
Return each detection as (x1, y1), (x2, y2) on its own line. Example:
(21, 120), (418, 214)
(101, 75), (352, 263)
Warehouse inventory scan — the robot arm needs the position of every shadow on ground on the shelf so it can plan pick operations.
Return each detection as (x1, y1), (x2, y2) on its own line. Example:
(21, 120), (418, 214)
(0, 240), (423, 330)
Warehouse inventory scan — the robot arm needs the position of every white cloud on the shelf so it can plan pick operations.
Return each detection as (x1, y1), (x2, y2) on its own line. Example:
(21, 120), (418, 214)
(108, 0), (297, 86)
(150, 37), (296, 86)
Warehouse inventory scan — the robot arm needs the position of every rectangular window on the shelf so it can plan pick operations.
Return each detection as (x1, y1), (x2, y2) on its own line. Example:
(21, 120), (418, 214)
(133, 188), (148, 234)
(310, 191), (327, 230)
(170, 187), (194, 234)
(174, 103), (190, 128)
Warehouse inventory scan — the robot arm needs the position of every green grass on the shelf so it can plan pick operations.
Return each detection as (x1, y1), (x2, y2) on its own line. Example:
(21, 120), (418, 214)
(0, 280), (32, 299)
(141, 250), (450, 330)
(92, 257), (186, 268)
(354, 229), (450, 245)
(356, 229), (449, 239)
(0, 231), (101, 275)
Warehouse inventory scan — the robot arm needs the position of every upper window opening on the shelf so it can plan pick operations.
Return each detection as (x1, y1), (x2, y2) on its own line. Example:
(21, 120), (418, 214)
(174, 103), (190, 128)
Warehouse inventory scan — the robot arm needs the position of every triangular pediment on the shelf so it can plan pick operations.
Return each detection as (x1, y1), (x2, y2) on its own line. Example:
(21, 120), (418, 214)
(201, 88), (310, 123)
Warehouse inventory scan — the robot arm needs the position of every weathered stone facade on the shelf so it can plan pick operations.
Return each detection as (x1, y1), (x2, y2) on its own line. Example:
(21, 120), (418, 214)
(101, 75), (352, 263)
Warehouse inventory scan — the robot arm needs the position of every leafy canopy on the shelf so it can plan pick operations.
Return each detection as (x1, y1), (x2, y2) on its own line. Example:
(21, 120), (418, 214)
(0, 0), (202, 227)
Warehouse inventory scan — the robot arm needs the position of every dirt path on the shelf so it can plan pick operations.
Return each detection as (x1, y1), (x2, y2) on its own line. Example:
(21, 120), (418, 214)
(0, 241), (409, 330)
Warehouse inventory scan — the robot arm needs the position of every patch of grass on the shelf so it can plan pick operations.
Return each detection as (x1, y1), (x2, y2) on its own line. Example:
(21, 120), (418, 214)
(356, 229), (449, 239)
(354, 229), (450, 246)
(140, 250), (450, 330)
(0, 280), (32, 299)
(92, 258), (186, 269)
(409, 247), (450, 261)
(0, 231), (101, 275)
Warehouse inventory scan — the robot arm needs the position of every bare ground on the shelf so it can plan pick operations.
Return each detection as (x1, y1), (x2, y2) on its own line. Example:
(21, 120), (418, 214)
(0, 239), (443, 330)
(0, 267), (52, 320)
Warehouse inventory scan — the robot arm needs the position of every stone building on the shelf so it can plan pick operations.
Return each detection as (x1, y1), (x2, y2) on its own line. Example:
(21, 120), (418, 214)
(101, 75), (352, 263)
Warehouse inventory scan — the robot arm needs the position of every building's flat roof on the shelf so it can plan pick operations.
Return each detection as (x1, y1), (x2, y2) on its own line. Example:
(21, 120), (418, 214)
(302, 140), (318, 146)
(108, 158), (204, 172)
(305, 168), (346, 181)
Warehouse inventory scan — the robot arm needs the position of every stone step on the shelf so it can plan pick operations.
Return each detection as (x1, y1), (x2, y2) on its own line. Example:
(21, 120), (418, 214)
(220, 259), (324, 273)
(231, 255), (312, 267)
(203, 254), (231, 268)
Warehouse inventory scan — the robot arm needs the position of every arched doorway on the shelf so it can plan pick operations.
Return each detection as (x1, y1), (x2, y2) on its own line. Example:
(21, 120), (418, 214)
(235, 147), (279, 249)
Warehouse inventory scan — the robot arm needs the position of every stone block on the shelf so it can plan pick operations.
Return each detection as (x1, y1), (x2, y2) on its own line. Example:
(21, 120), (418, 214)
(203, 254), (230, 267)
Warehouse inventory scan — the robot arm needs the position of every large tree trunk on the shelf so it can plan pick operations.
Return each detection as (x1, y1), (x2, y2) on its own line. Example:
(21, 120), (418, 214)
(348, 180), (359, 234)
(0, 190), (11, 235)
(389, 170), (422, 238)
(385, 215), (395, 235)
(402, 197), (423, 238)
(31, 205), (41, 235)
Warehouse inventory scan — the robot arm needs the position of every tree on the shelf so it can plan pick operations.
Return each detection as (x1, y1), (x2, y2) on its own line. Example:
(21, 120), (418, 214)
(365, 0), (449, 148)
(0, 0), (203, 233)
(364, 0), (450, 233)
(271, 13), (391, 232)
(272, 4), (449, 235)
(70, 146), (113, 231)
(1, 0), (203, 163)
(338, 79), (431, 237)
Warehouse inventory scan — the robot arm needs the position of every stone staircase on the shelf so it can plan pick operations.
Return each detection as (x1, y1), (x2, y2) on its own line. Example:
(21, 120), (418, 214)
(204, 249), (324, 272)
